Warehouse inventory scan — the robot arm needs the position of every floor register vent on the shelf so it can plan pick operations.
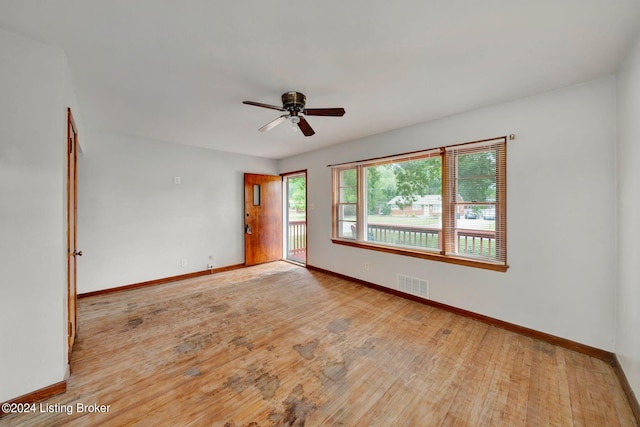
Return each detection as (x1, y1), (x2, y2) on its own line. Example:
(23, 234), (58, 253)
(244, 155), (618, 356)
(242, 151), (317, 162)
(397, 274), (429, 298)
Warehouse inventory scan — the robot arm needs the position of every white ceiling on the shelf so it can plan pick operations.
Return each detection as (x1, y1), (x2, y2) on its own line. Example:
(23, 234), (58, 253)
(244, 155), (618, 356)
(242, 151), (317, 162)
(1, 1), (639, 159)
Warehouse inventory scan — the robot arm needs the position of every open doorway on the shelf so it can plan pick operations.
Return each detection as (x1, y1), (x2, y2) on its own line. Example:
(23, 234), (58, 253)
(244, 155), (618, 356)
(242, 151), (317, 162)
(283, 171), (307, 265)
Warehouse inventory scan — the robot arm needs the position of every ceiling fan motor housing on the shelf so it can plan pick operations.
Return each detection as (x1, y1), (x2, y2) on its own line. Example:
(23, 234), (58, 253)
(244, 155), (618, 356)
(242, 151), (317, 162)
(282, 91), (306, 114)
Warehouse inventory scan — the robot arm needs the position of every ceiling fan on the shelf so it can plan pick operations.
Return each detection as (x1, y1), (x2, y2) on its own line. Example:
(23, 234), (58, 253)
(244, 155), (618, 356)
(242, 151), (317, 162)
(243, 91), (345, 137)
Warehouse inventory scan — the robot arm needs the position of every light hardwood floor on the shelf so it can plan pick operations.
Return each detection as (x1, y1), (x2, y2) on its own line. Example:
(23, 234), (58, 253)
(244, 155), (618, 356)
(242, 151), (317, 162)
(2, 262), (637, 426)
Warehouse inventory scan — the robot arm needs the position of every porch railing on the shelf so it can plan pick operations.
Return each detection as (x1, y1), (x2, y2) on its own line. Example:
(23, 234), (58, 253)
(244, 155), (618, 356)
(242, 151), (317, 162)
(367, 224), (440, 250)
(366, 223), (496, 258)
(457, 229), (496, 258)
(288, 220), (306, 257)
(291, 220), (495, 259)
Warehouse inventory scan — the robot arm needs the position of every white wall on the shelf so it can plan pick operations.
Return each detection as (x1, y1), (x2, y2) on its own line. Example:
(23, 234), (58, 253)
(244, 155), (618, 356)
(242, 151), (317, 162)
(616, 36), (640, 401)
(0, 29), (78, 401)
(280, 77), (617, 351)
(77, 132), (277, 293)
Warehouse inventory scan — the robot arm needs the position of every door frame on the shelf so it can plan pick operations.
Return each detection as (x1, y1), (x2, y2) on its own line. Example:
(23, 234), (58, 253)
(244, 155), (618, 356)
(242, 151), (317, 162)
(66, 108), (78, 361)
(282, 170), (307, 265)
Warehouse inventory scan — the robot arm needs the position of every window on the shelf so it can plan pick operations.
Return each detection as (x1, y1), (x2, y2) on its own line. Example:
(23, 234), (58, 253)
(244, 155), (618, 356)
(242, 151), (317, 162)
(335, 168), (357, 239)
(331, 137), (507, 271)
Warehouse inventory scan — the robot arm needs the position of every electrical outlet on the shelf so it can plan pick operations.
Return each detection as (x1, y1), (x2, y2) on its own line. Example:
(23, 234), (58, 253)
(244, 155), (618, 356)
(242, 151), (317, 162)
(181, 258), (188, 267)
(364, 262), (370, 271)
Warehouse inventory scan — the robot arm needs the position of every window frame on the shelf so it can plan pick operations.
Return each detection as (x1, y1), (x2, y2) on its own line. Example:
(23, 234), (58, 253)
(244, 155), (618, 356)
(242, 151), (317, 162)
(332, 167), (360, 240)
(331, 137), (508, 272)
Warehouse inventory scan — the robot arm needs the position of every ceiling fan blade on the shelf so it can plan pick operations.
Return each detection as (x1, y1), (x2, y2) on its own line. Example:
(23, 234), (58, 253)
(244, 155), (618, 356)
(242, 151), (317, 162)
(297, 116), (315, 136)
(259, 115), (288, 132)
(243, 101), (285, 112)
(303, 107), (345, 117)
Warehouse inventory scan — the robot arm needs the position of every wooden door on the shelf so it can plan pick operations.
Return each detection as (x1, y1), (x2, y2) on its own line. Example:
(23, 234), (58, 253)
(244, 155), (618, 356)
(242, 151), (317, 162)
(244, 173), (283, 266)
(67, 108), (80, 360)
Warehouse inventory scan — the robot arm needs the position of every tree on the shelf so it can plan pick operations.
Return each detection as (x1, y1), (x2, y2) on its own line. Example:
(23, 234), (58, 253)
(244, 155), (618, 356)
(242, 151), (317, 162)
(288, 176), (306, 212)
(392, 158), (441, 209)
(366, 165), (397, 214)
(341, 151), (496, 217)
(457, 151), (496, 202)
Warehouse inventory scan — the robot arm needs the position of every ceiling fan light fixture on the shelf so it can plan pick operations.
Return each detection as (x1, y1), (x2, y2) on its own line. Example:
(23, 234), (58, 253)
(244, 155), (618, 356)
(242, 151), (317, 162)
(290, 115), (300, 132)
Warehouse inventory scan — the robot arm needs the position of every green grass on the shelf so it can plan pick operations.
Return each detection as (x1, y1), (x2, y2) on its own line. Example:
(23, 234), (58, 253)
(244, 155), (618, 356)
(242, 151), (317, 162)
(366, 214), (441, 227)
(288, 212), (306, 221)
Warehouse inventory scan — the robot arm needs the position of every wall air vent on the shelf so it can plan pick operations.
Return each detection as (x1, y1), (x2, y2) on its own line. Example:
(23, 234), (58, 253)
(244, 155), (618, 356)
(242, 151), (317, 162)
(397, 274), (429, 298)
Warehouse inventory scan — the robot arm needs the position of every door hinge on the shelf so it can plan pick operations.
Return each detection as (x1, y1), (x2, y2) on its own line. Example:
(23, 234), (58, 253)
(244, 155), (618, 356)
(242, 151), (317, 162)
(68, 321), (73, 336)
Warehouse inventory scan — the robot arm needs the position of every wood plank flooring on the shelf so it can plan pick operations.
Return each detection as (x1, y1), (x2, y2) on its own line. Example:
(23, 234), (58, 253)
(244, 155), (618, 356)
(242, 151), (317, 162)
(2, 262), (637, 426)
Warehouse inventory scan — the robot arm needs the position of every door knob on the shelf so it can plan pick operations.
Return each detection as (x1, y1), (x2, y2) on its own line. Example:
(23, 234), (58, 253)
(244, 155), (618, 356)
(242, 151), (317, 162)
(73, 250), (83, 256)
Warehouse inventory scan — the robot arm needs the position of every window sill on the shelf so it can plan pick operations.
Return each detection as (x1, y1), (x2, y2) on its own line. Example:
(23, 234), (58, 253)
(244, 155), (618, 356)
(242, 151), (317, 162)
(331, 238), (509, 272)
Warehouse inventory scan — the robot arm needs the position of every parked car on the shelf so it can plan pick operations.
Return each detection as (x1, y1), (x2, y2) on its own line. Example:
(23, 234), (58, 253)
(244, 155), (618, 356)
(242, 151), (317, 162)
(464, 211), (479, 219)
(482, 208), (496, 220)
